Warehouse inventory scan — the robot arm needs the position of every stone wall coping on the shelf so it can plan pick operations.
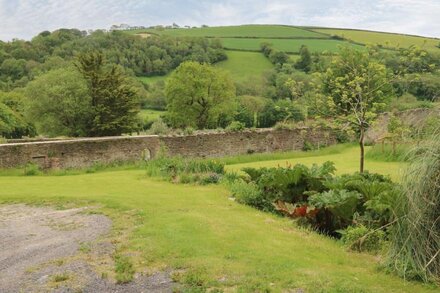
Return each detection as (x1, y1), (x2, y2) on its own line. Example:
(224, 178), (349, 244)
(1, 127), (314, 147)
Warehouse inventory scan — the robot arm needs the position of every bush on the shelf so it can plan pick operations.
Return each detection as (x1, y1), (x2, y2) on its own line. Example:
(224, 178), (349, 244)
(149, 118), (170, 135)
(226, 121), (246, 132)
(340, 225), (385, 253)
(145, 155), (225, 185)
(388, 135), (440, 281)
(24, 163), (41, 176)
(229, 180), (270, 211)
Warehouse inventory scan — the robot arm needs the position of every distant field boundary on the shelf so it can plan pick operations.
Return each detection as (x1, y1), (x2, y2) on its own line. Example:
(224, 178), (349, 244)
(303, 26), (440, 41)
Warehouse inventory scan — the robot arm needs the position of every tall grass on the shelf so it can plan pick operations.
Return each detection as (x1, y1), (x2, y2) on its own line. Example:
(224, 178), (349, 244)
(366, 143), (411, 162)
(387, 134), (440, 282)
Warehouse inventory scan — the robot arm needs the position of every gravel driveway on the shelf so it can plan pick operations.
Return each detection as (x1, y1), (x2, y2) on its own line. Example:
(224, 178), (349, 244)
(0, 204), (173, 292)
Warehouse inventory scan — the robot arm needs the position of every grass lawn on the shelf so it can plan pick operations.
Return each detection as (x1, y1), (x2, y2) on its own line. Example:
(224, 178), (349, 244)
(138, 109), (165, 121)
(130, 25), (327, 39)
(226, 145), (406, 181)
(311, 28), (440, 51)
(0, 145), (436, 291)
(216, 51), (273, 81)
(221, 38), (364, 53)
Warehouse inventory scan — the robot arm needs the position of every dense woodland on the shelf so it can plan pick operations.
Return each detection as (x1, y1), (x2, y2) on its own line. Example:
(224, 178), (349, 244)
(0, 28), (439, 140)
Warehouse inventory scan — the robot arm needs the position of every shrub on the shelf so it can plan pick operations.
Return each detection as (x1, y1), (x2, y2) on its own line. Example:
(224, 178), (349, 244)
(149, 118), (170, 135)
(229, 180), (271, 211)
(387, 135), (440, 281)
(145, 155), (225, 185)
(24, 163), (41, 176)
(226, 121), (246, 132)
(183, 126), (195, 135)
(340, 225), (385, 253)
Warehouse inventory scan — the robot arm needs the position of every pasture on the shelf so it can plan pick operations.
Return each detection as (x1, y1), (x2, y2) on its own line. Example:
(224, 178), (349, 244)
(131, 25), (327, 38)
(221, 38), (364, 53)
(312, 28), (440, 51)
(0, 145), (435, 292)
(216, 51), (273, 81)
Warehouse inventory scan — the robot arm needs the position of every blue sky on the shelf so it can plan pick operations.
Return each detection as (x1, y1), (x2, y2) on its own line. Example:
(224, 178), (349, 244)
(0, 0), (439, 41)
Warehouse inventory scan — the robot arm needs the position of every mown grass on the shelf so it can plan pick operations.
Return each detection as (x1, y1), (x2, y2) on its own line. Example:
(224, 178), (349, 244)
(138, 109), (165, 122)
(221, 38), (364, 53)
(311, 28), (440, 51)
(216, 51), (273, 81)
(226, 145), (406, 181)
(0, 146), (436, 291)
(130, 25), (327, 38)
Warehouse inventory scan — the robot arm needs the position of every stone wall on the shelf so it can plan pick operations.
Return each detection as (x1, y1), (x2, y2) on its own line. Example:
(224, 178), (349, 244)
(0, 128), (337, 169)
(365, 107), (440, 143)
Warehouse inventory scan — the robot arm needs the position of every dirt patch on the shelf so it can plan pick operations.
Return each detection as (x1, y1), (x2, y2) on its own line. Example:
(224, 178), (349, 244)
(0, 204), (174, 292)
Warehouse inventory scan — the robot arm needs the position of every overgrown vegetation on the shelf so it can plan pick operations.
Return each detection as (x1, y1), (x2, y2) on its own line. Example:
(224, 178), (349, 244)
(387, 134), (440, 282)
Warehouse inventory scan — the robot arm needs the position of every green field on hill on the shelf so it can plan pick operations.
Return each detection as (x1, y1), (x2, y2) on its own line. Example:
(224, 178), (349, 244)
(131, 24), (327, 38)
(216, 50), (273, 81)
(221, 38), (364, 53)
(311, 28), (440, 51)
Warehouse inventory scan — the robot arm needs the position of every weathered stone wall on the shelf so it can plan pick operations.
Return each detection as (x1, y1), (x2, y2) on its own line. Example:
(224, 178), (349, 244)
(0, 128), (337, 169)
(365, 107), (440, 143)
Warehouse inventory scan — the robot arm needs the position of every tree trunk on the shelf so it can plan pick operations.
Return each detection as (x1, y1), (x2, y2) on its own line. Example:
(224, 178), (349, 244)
(359, 127), (365, 173)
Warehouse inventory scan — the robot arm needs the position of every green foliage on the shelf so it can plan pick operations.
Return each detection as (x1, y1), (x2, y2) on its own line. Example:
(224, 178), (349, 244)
(388, 135), (440, 282)
(0, 97), (35, 139)
(309, 189), (362, 224)
(233, 161), (398, 235)
(340, 224), (385, 253)
(319, 46), (393, 172)
(145, 155), (225, 185)
(23, 163), (41, 176)
(76, 52), (140, 136)
(166, 62), (236, 129)
(149, 118), (170, 135)
(25, 67), (92, 137)
(295, 45), (312, 72)
(226, 121), (246, 132)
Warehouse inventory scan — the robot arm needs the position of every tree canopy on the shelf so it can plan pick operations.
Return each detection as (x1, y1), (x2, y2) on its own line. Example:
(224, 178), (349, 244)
(165, 62), (236, 129)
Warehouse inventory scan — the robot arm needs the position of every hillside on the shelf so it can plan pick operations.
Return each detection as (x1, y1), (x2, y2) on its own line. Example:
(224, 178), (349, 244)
(130, 25), (439, 83)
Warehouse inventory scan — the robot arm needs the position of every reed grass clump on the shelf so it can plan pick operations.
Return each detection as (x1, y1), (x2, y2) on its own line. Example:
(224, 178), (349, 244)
(387, 133), (440, 282)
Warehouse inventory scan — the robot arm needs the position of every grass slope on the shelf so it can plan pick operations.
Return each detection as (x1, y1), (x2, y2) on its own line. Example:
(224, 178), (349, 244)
(226, 146), (405, 181)
(216, 51), (273, 81)
(311, 28), (440, 51)
(131, 25), (327, 38)
(221, 38), (364, 53)
(0, 147), (436, 291)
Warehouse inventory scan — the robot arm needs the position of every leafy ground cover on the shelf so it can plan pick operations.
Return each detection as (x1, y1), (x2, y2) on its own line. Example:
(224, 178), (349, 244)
(311, 28), (440, 51)
(221, 38), (364, 53)
(0, 146), (435, 292)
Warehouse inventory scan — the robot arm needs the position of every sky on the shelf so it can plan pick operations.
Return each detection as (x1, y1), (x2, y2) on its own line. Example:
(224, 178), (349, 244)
(0, 0), (439, 41)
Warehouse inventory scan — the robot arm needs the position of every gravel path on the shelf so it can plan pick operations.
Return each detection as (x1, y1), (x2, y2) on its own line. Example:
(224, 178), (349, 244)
(0, 204), (174, 292)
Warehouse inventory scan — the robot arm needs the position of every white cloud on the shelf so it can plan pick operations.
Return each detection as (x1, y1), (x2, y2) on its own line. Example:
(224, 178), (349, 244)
(0, 0), (438, 41)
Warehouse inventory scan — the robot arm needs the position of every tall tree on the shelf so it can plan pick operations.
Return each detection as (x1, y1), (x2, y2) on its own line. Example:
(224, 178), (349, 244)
(295, 45), (312, 73)
(320, 47), (393, 172)
(165, 62), (236, 129)
(76, 52), (139, 136)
